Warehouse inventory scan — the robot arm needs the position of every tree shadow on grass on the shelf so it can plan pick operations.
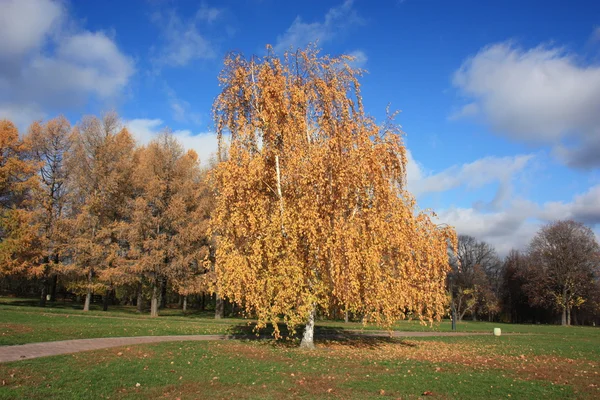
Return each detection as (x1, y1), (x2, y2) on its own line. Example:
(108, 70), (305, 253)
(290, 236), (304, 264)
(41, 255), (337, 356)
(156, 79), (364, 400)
(228, 322), (413, 349)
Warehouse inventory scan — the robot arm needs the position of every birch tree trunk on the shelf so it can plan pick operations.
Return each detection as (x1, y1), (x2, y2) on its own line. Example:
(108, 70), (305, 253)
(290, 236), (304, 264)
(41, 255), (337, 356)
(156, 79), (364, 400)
(300, 307), (316, 349)
(183, 296), (187, 312)
(150, 277), (159, 317)
(83, 267), (93, 312)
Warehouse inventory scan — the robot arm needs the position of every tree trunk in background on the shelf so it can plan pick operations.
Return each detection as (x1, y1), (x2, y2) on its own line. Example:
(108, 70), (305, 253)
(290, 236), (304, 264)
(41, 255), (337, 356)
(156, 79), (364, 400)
(215, 293), (224, 319)
(136, 281), (144, 312)
(150, 277), (159, 317)
(567, 306), (571, 326)
(49, 274), (58, 301)
(157, 277), (164, 309)
(102, 287), (111, 311)
(39, 280), (47, 307)
(561, 306), (567, 326)
(300, 308), (316, 349)
(183, 296), (187, 312)
(160, 277), (168, 309)
(344, 310), (349, 323)
(83, 268), (93, 312)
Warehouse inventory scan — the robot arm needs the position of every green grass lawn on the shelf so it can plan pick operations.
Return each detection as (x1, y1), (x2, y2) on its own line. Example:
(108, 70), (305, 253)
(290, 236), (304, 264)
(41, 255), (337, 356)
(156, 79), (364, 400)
(2, 296), (587, 346)
(1, 297), (599, 399)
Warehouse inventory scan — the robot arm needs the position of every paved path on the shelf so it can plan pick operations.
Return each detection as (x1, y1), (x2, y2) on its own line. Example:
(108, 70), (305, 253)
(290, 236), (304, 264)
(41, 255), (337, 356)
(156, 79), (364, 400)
(0, 331), (495, 363)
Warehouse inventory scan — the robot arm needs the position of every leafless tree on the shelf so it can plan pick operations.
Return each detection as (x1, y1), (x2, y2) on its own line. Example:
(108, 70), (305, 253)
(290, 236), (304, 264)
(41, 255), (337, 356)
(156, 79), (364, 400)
(448, 235), (502, 321)
(525, 220), (600, 326)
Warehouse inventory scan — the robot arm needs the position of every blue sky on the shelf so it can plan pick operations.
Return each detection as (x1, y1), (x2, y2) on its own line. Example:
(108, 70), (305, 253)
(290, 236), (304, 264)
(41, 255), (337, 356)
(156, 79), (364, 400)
(1, 0), (600, 254)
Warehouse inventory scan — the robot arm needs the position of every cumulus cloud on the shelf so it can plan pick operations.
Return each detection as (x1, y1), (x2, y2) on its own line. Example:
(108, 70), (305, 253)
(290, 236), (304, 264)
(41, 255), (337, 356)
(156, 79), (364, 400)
(407, 149), (600, 254)
(0, 0), (134, 129)
(125, 118), (218, 165)
(274, 0), (363, 54)
(435, 185), (600, 256)
(539, 185), (600, 226)
(452, 41), (600, 168)
(436, 200), (540, 256)
(0, 0), (63, 59)
(406, 150), (533, 209)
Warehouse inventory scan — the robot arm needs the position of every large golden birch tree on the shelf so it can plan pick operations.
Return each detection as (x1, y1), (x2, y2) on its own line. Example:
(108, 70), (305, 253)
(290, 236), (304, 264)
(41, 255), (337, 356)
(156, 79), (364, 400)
(212, 46), (456, 348)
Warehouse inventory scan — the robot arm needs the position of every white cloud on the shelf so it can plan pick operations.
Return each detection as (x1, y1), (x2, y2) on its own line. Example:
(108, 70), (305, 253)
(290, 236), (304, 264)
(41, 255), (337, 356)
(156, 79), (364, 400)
(125, 118), (218, 165)
(436, 200), (539, 256)
(0, 0), (63, 58)
(151, 5), (223, 69)
(407, 150), (533, 210)
(435, 184), (600, 256)
(0, 0), (134, 129)
(274, 0), (363, 54)
(452, 41), (600, 168)
(539, 185), (600, 225)
(407, 149), (599, 255)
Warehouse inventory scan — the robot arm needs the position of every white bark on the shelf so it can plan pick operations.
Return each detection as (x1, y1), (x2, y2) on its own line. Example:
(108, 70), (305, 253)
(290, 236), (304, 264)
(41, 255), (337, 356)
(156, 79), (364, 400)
(83, 267), (93, 312)
(150, 278), (159, 317)
(300, 308), (316, 349)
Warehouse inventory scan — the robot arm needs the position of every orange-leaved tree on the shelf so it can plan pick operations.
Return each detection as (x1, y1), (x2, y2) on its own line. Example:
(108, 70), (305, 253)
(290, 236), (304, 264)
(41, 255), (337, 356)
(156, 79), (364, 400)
(0, 120), (39, 278)
(23, 116), (74, 306)
(212, 46), (456, 348)
(65, 112), (135, 311)
(127, 132), (209, 317)
(168, 163), (216, 313)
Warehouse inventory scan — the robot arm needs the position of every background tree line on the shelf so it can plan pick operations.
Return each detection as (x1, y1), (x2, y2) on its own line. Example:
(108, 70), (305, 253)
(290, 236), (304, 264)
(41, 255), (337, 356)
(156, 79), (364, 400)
(0, 114), (218, 316)
(1, 113), (599, 326)
(448, 221), (600, 326)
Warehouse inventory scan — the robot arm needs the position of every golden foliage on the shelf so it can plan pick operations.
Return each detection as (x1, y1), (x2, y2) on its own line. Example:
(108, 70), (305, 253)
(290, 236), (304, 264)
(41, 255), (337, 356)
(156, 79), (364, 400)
(212, 46), (456, 337)
(126, 132), (214, 313)
(63, 113), (136, 299)
(0, 120), (40, 276)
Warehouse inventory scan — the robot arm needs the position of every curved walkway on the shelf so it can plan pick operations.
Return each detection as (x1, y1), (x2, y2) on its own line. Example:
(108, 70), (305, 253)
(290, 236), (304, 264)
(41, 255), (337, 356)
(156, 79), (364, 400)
(0, 331), (495, 363)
